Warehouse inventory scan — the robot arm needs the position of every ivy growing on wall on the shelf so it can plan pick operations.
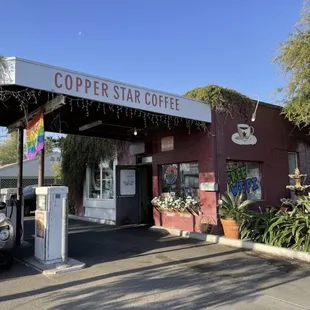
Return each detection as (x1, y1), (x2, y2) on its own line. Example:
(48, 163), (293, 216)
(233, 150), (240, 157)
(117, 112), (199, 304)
(185, 84), (254, 119)
(60, 135), (123, 215)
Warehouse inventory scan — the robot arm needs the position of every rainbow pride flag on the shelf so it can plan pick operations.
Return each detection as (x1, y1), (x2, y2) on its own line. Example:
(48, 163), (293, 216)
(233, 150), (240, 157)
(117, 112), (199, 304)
(26, 110), (45, 160)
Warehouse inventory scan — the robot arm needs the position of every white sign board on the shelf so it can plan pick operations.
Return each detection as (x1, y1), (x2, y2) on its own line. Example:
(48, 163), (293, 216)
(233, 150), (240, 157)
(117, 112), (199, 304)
(120, 169), (136, 196)
(1, 57), (212, 123)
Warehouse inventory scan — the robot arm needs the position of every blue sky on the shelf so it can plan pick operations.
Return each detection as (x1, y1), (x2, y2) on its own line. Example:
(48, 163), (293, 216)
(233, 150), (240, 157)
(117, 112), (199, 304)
(1, 0), (305, 104)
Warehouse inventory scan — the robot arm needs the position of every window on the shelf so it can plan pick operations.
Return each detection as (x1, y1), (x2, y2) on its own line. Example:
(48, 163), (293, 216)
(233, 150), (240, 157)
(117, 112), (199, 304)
(88, 160), (114, 199)
(161, 162), (199, 200)
(51, 157), (55, 162)
(56, 157), (61, 162)
(226, 161), (262, 200)
(288, 152), (298, 185)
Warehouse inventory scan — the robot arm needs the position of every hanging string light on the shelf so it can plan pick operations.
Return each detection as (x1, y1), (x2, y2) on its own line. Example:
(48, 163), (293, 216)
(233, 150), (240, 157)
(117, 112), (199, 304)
(0, 87), (211, 135)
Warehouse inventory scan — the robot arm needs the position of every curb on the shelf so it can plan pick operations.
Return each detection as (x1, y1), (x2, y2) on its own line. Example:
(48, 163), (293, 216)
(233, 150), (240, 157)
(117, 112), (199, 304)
(69, 214), (116, 225)
(149, 226), (310, 263)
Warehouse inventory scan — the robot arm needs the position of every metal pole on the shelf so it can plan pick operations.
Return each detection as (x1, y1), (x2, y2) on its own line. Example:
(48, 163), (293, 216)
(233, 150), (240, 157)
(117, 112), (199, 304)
(17, 128), (24, 201)
(61, 197), (68, 263)
(16, 127), (24, 247)
(38, 148), (45, 187)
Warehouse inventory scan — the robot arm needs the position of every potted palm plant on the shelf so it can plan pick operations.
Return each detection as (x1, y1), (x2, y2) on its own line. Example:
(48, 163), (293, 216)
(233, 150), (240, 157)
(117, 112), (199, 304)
(218, 191), (253, 239)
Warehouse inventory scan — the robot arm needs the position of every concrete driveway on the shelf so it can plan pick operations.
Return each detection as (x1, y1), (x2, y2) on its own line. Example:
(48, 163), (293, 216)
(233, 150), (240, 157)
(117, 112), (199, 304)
(1, 217), (310, 309)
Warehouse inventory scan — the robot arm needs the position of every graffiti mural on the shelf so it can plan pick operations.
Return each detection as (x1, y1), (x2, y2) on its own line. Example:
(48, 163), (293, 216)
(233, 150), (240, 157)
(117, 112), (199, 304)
(226, 162), (261, 199)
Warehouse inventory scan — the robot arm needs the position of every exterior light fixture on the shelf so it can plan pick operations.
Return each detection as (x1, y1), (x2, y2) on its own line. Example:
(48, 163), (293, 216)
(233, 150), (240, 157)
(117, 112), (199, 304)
(133, 128), (138, 136)
(251, 95), (260, 122)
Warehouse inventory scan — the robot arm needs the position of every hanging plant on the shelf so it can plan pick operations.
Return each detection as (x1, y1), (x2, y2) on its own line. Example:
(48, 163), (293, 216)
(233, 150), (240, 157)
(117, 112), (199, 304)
(185, 84), (254, 119)
(60, 135), (123, 215)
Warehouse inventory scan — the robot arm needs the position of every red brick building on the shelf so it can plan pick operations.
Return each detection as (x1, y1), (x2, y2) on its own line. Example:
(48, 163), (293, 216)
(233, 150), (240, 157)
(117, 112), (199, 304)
(132, 102), (309, 233)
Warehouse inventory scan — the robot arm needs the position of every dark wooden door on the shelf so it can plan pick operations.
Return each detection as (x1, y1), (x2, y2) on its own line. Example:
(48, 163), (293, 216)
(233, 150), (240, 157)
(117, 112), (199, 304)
(115, 166), (139, 225)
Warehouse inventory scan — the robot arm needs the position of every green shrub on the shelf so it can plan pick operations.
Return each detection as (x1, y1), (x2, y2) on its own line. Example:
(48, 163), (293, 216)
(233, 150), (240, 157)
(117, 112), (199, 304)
(219, 192), (253, 225)
(240, 206), (279, 243)
(240, 196), (310, 252)
(264, 197), (310, 252)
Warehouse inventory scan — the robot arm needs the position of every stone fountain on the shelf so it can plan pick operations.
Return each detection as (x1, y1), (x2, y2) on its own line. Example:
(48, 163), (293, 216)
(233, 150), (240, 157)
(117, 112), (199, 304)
(286, 168), (310, 197)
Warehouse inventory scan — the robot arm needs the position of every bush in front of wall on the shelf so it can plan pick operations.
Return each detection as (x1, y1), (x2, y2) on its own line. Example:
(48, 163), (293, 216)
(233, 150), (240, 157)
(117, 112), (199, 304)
(239, 196), (310, 252)
(263, 196), (310, 252)
(240, 206), (279, 244)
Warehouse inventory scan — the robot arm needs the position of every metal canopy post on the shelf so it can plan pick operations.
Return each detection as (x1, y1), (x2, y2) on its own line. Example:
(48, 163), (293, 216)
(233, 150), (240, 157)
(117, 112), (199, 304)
(38, 148), (45, 187)
(17, 127), (24, 201)
(16, 127), (24, 246)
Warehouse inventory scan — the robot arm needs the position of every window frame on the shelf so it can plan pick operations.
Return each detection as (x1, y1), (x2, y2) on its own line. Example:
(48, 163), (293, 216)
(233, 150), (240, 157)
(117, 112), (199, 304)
(226, 160), (263, 201)
(288, 152), (298, 185)
(159, 161), (199, 200)
(87, 160), (115, 200)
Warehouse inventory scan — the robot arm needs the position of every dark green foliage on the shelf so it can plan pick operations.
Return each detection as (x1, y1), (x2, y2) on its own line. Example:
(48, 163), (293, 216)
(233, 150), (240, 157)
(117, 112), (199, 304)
(60, 135), (122, 213)
(185, 84), (254, 117)
(263, 197), (310, 252)
(240, 206), (279, 243)
(240, 196), (310, 252)
(219, 191), (253, 225)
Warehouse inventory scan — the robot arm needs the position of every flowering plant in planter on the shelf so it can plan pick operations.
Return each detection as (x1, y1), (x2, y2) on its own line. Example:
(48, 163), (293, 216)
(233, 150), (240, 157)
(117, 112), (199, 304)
(151, 195), (202, 216)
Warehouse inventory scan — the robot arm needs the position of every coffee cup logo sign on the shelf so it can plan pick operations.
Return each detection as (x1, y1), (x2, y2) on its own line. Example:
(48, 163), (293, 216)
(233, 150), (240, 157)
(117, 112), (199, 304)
(164, 165), (178, 185)
(231, 124), (257, 145)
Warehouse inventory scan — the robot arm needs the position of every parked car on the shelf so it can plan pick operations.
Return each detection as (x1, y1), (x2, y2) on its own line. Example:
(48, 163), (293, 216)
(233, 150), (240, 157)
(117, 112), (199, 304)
(0, 202), (14, 270)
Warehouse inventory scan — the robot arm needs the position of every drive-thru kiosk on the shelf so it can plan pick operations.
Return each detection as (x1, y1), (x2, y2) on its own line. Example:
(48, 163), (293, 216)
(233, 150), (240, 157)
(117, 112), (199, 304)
(35, 186), (68, 264)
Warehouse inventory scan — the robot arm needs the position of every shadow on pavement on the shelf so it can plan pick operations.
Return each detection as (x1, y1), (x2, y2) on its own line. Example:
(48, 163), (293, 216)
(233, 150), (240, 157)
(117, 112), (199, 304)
(1, 217), (310, 309)
(1, 246), (309, 309)
(20, 218), (213, 267)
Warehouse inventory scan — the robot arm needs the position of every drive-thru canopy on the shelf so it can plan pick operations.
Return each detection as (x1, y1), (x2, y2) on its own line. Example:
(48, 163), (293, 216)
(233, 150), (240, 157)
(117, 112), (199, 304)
(0, 57), (212, 139)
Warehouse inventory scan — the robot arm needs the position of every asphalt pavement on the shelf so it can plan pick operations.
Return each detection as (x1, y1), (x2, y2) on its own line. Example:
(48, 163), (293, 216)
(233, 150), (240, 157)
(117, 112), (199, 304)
(1, 216), (310, 309)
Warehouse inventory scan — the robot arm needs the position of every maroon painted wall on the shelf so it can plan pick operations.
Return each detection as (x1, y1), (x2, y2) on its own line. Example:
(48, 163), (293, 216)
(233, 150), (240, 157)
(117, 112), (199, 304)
(151, 126), (218, 232)
(215, 104), (299, 206)
(122, 103), (309, 233)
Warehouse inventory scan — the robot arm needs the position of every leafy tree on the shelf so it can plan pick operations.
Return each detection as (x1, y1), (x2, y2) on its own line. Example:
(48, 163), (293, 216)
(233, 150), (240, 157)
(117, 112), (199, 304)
(0, 132), (19, 166)
(273, 1), (310, 128)
(60, 135), (122, 215)
(0, 131), (59, 166)
(45, 136), (62, 154)
(51, 162), (63, 184)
